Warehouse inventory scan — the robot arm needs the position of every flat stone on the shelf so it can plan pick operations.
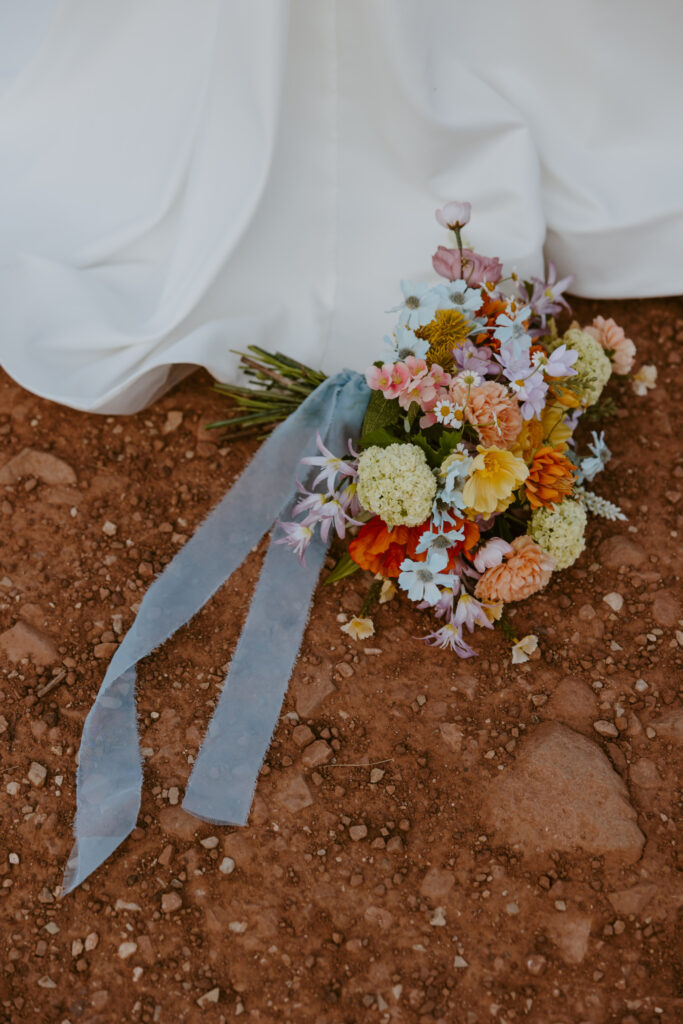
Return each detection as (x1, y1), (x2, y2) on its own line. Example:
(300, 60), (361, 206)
(599, 535), (646, 569)
(544, 912), (593, 965)
(0, 621), (58, 666)
(419, 867), (455, 900)
(274, 773), (314, 814)
(607, 883), (658, 917)
(651, 589), (680, 628)
(94, 642), (118, 660)
(629, 758), (661, 789)
(439, 723), (464, 751)
(481, 722), (644, 866)
(293, 674), (335, 717)
(593, 719), (619, 738)
(197, 987), (220, 1008)
(0, 448), (77, 486)
(451, 673), (477, 700)
(649, 708), (683, 745)
(301, 739), (333, 768)
(158, 806), (199, 841)
(364, 905), (394, 929)
(117, 942), (137, 959)
(349, 824), (368, 842)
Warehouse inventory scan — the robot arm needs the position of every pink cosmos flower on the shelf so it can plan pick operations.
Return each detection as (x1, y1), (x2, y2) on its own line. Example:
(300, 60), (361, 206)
(433, 246), (503, 287)
(397, 371), (437, 411)
(435, 201), (471, 230)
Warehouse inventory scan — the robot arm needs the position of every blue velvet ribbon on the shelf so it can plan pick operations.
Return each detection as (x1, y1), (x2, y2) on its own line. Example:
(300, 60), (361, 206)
(62, 370), (369, 893)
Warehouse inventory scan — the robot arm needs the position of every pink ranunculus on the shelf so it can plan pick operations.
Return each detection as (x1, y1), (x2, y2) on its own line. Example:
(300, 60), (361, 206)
(384, 361), (412, 398)
(432, 245), (503, 287)
(473, 537), (513, 574)
(397, 371), (437, 412)
(403, 355), (428, 377)
(435, 201), (471, 230)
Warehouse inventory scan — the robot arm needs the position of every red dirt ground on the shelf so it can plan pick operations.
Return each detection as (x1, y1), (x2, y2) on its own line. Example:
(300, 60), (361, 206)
(0, 297), (681, 1024)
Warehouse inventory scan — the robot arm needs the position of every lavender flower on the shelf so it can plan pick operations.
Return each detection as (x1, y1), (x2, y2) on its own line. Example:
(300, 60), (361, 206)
(301, 433), (357, 491)
(452, 590), (493, 633)
(422, 619), (476, 657)
(275, 522), (314, 565)
(528, 261), (573, 329)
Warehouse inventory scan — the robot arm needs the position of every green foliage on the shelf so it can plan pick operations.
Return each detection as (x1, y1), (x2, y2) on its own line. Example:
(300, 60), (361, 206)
(497, 614), (516, 641)
(324, 551), (361, 586)
(360, 390), (402, 443)
(585, 396), (618, 421)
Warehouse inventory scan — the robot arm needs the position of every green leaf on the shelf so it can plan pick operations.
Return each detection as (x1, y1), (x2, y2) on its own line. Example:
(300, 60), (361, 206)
(359, 426), (404, 449)
(436, 429), (465, 462)
(360, 391), (401, 441)
(324, 551), (361, 585)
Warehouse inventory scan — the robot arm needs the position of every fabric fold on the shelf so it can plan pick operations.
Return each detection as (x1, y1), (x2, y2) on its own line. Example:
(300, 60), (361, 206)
(62, 370), (369, 894)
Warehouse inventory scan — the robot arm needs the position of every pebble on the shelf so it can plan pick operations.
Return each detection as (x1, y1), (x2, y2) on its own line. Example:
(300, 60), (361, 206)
(634, 678), (649, 692)
(0, 448), (77, 486)
(28, 762), (47, 788)
(554, 900), (567, 911)
(219, 857), (235, 875)
(84, 932), (99, 951)
(453, 956), (468, 968)
(229, 921), (248, 934)
(8, 853), (19, 865)
(301, 739), (333, 768)
(161, 892), (183, 913)
(71, 939), (84, 957)
(163, 410), (183, 434)
(6, 781), (20, 796)
(196, 987), (220, 1008)
(37, 976), (57, 989)
(292, 724), (315, 748)
(593, 720), (619, 738)
(369, 768), (385, 784)
(603, 592), (624, 612)
(200, 836), (219, 849)
(274, 773), (314, 814)
(0, 715), (7, 734)
(349, 824), (368, 842)
(525, 954), (546, 976)
(102, 520), (117, 536)
(167, 787), (180, 806)
(429, 906), (446, 927)
(0, 622), (58, 666)
(118, 942), (138, 960)
(94, 642), (118, 660)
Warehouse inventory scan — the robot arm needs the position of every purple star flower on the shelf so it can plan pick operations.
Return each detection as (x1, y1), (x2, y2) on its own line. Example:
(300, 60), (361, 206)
(528, 261), (573, 329)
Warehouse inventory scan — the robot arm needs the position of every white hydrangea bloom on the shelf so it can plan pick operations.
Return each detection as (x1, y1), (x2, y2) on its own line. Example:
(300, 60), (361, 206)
(357, 443), (436, 528)
(529, 499), (587, 570)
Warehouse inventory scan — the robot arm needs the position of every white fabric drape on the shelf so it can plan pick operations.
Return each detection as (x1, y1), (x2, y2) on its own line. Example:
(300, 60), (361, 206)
(1, 0), (681, 413)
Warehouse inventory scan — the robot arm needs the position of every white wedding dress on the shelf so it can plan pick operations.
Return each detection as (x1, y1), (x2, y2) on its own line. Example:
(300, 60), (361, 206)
(1, 0), (681, 414)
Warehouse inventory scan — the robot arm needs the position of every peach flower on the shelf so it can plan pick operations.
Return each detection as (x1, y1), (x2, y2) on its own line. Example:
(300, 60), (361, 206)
(585, 316), (636, 375)
(451, 379), (523, 448)
(474, 535), (554, 603)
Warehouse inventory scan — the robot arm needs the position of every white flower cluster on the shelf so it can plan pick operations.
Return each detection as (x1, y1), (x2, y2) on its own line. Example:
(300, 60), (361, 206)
(551, 328), (612, 407)
(529, 498), (587, 570)
(357, 443), (436, 528)
(575, 486), (627, 522)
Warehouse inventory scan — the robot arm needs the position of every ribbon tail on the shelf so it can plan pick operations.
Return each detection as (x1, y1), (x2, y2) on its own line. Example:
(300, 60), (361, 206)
(183, 372), (370, 824)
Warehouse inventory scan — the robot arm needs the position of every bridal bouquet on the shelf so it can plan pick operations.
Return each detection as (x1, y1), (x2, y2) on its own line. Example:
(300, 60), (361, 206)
(215, 202), (656, 662)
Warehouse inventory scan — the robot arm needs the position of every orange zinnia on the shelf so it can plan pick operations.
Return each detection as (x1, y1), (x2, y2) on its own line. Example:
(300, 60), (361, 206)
(525, 445), (575, 510)
(349, 516), (480, 578)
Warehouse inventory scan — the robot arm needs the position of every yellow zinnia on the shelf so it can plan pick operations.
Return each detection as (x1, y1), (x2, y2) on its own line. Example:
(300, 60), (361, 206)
(463, 446), (529, 518)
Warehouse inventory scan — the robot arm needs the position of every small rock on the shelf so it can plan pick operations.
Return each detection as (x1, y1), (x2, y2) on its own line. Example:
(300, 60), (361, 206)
(524, 954), (546, 976)
(117, 942), (137, 960)
(94, 642), (118, 660)
(229, 921), (247, 934)
(84, 932), (99, 951)
(71, 939), (84, 957)
(649, 708), (683, 744)
(0, 621), (58, 666)
(607, 884), (657, 917)
(593, 720), (619, 738)
(629, 758), (661, 789)
(167, 787), (179, 806)
(369, 768), (385, 784)
(429, 906), (446, 927)
(102, 521), (117, 536)
(0, 715), (8, 734)
(603, 592), (624, 612)
(219, 857), (235, 875)
(420, 867), (454, 900)
(599, 535), (646, 569)
(301, 739), (333, 768)
(0, 448), (77, 486)
(439, 723), (464, 751)
(37, 977), (57, 989)
(161, 892), (182, 913)
(364, 906), (394, 930)
(292, 724), (315, 748)
(293, 674), (335, 717)
(544, 677), (597, 735)
(275, 773), (314, 814)
(453, 956), (468, 968)
(158, 806), (199, 840)
(157, 844), (174, 867)
(200, 836), (219, 849)
(196, 987), (220, 1008)
(28, 762), (47, 788)
(349, 824), (368, 842)
(163, 411), (184, 435)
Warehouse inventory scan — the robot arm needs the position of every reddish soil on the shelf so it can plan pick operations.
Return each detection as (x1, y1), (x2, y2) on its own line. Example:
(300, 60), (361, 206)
(0, 297), (681, 1024)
